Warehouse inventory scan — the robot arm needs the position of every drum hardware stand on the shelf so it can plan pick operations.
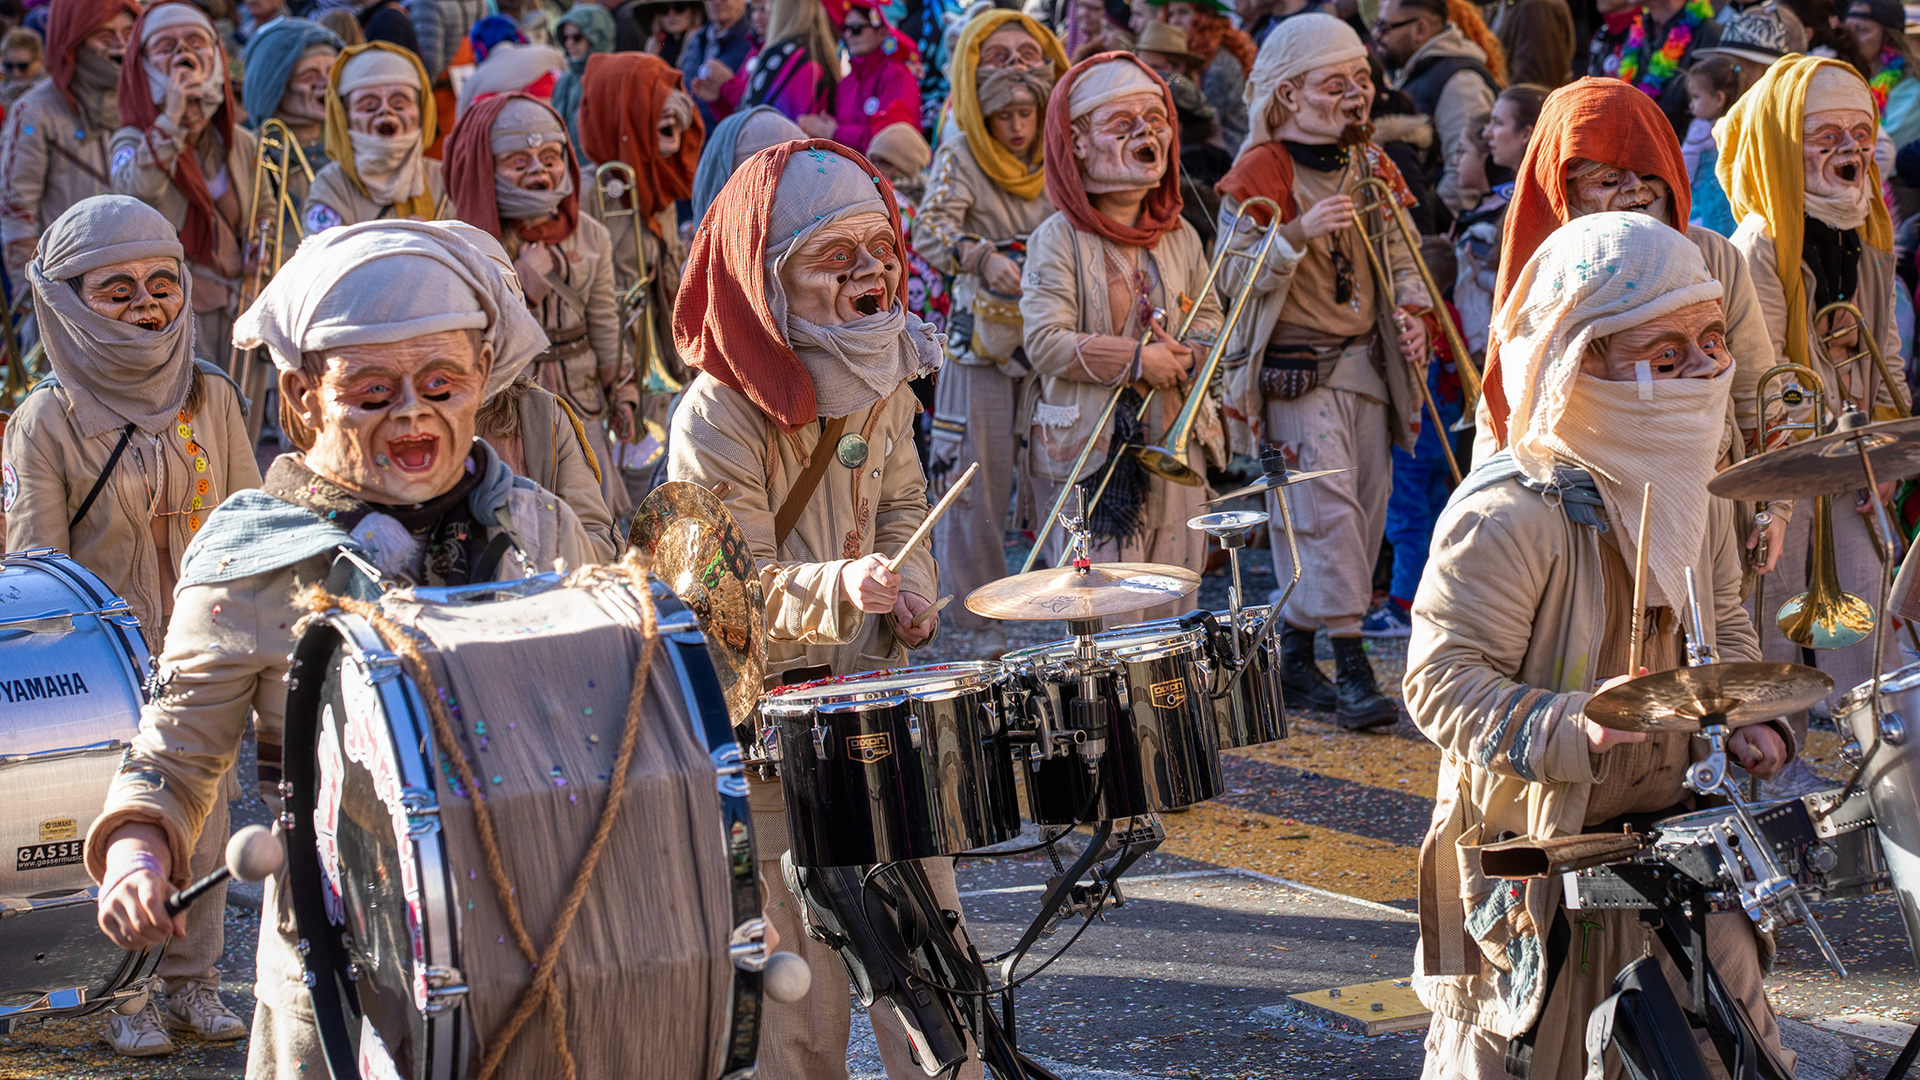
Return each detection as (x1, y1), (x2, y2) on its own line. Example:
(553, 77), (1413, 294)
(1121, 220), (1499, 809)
(1826, 404), (1908, 808)
(1187, 509), (1270, 667)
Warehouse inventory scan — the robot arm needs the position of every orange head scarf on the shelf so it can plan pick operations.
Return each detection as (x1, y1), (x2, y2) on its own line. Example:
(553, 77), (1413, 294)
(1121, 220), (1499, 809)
(673, 139), (908, 432)
(578, 52), (705, 224)
(46, 0), (140, 116)
(1484, 76), (1692, 444)
(443, 92), (580, 244)
(115, 0), (240, 269)
(1042, 52), (1185, 250)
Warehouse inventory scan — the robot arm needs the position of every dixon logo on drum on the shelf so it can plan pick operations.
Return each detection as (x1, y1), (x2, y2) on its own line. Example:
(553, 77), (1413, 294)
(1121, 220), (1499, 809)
(0, 671), (90, 704)
(1149, 677), (1188, 709)
(848, 733), (893, 764)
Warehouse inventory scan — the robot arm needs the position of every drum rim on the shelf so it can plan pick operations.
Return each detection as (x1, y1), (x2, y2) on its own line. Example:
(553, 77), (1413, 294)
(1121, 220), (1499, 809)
(0, 549), (152, 693)
(1004, 623), (1209, 665)
(761, 661), (1007, 712)
(1839, 661), (1920, 715)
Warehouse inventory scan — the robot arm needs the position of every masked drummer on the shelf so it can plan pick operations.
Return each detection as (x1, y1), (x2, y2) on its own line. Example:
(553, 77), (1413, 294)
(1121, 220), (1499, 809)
(86, 219), (593, 1074)
(913, 11), (1065, 660)
(1719, 56), (1903, 792)
(1, 195), (257, 1056)
(1211, 15), (1425, 731)
(668, 140), (964, 1079)
(446, 92), (632, 525)
(0, 0), (136, 297)
(109, 0), (257, 365)
(1020, 52), (1224, 622)
(302, 42), (444, 232)
(1405, 212), (1795, 1079)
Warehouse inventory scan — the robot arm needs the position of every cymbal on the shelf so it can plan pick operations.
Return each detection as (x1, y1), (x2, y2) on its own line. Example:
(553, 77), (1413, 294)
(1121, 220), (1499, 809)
(1708, 416), (1920, 502)
(965, 562), (1201, 621)
(1207, 467), (1350, 504)
(629, 481), (767, 728)
(1583, 662), (1833, 733)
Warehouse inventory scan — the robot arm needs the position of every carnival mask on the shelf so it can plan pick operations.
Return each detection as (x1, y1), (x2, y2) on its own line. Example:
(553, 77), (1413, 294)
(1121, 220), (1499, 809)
(494, 141), (569, 192)
(288, 329), (493, 505)
(78, 257), (184, 332)
(1271, 59), (1372, 146)
(1071, 91), (1172, 194)
(281, 49), (335, 125)
(1583, 301), (1730, 382)
(1803, 108), (1875, 196)
(978, 24), (1045, 72)
(1564, 158), (1673, 224)
(82, 12), (134, 67)
(777, 210), (901, 325)
(348, 83), (421, 137)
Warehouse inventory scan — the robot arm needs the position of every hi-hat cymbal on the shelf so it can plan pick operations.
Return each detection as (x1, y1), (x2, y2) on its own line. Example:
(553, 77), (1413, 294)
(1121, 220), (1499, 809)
(630, 481), (767, 728)
(966, 562), (1201, 621)
(1708, 416), (1920, 502)
(1207, 467), (1350, 504)
(1583, 662), (1833, 733)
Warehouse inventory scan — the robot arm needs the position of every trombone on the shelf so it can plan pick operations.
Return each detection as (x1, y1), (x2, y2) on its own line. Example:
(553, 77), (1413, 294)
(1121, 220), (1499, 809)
(1754, 362), (1874, 649)
(1022, 195), (1287, 572)
(1813, 300), (1912, 420)
(233, 118), (316, 441)
(1350, 176), (1484, 449)
(595, 161), (681, 402)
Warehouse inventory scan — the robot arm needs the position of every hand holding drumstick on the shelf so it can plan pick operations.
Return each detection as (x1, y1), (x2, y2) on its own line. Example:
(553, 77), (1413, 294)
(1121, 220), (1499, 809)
(839, 463), (980, 645)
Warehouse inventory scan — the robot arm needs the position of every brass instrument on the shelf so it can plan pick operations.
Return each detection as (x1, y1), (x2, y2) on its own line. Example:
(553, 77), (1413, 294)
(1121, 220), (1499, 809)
(1022, 196), (1287, 572)
(595, 161), (681, 401)
(234, 118), (317, 441)
(1350, 176), (1484, 445)
(1754, 362), (1874, 650)
(1813, 301), (1912, 420)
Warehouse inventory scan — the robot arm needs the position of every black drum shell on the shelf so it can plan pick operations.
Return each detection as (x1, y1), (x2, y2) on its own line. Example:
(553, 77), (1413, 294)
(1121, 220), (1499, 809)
(1009, 628), (1223, 825)
(765, 664), (1022, 867)
(1132, 607), (1288, 750)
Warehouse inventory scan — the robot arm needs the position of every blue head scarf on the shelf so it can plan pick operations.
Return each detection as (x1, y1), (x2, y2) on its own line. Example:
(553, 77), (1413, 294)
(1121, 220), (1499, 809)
(468, 14), (527, 62)
(551, 4), (615, 153)
(240, 18), (344, 130)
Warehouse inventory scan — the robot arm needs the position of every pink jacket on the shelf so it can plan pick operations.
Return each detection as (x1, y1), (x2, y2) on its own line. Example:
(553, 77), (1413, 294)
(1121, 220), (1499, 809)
(831, 48), (919, 154)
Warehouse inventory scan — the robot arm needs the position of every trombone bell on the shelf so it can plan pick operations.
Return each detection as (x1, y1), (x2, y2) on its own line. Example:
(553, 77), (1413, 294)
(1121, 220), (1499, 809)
(1777, 495), (1875, 649)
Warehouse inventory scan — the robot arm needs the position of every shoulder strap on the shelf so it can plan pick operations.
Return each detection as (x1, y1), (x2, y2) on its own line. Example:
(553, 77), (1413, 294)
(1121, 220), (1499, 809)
(70, 423), (136, 530)
(773, 415), (846, 551)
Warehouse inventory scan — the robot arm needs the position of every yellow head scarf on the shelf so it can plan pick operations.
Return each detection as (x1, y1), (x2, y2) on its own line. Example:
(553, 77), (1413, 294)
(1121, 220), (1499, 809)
(323, 42), (439, 221)
(1716, 54), (1891, 370)
(951, 11), (1069, 201)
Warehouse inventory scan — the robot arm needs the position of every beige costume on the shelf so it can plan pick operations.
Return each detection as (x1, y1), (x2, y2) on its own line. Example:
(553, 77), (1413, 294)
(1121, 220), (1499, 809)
(1019, 211), (1224, 620)
(479, 376), (619, 562)
(302, 155), (447, 229)
(0, 83), (118, 287)
(914, 129), (1053, 633)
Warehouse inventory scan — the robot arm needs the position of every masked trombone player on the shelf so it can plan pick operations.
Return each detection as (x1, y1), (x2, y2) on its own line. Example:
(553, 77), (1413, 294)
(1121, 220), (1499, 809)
(1019, 52), (1224, 621)
(1211, 14), (1430, 731)
(1405, 212), (1796, 1080)
(302, 42), (444, 232)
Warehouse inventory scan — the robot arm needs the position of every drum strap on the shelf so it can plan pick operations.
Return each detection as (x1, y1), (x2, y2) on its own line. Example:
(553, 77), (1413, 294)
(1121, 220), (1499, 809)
(70, 423), (136, 530)
(773, 415), (847, 551)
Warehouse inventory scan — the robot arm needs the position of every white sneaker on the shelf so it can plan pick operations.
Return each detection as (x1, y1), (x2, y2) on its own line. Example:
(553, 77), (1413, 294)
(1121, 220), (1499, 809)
(162, 981), (247, 1041)
(102, 996), (175, 1057)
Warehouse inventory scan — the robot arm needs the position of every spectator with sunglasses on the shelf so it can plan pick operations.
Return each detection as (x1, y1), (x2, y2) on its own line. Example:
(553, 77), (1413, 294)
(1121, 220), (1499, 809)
(793, 0), (918, 154)
(641, 0), (704, 66)
(0, 29), (43, 109)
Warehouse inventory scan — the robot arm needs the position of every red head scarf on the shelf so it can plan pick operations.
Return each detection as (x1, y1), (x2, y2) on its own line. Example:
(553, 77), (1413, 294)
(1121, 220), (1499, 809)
(46, 0), (141, 114)
(1484, 76), (1692, 443)
(673, 138), (908, 433)
(443, 92), (580, 244)
(1043, 52), (1185, 250)
(115, 0), (239, 269)
(578, 52), (705, 225)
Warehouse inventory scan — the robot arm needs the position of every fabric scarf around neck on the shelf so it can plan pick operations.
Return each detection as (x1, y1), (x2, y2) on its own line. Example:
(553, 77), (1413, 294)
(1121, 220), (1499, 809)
(115, 0), (238, 269)
(348, 128), (425, 205)
(951, 11), (1069, 201)
(1042, 52), (1185, 250)
(31, 195), (196, 438)
(47, 0), (138, 118)
(1717, 54), (1893, 373)
(444, 93), (580, 244)
(1484, 77), (1693, 445)
(323, 42), (438, 218)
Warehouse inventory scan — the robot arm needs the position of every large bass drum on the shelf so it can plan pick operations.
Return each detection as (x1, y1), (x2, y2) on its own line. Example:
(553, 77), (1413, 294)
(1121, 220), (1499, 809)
(281, 571), (761, 1079)
(0, 550), (161, 1028)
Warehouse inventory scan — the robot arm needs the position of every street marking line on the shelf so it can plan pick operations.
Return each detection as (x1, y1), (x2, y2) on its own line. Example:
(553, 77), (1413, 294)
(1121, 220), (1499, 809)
(956, 865), (1414, 917)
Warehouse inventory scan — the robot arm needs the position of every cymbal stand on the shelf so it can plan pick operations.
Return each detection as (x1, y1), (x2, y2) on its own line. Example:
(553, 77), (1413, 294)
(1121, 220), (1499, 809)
(1211, 446), (1306, 683)
(1677, 569), (1848, 976)
(1059, 490), (1109, 777)
(1186, 509), (1269, 665)
(1830, 404), (1906, 805)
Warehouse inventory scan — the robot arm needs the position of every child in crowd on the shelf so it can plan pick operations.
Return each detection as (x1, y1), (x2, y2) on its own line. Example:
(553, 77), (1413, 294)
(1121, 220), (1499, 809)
(1685, 53), (1757, 236)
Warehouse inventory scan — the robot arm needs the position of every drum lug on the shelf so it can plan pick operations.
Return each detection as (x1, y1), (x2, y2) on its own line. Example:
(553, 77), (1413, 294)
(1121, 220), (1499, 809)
(812, 725), (829, 759)
(1881, 711), (1907, 746)
(361, 652), (403, 683)
(728, 916), (770, 972)
(296, 937), (311, 957)
(420, 966), (469, 1014)
(906, 715), (923, 750)
(1840, 738), (1864, 766)
(760, 726), (782, 763)
(279, 811), (298, 830)
(398, 788), (440, 832)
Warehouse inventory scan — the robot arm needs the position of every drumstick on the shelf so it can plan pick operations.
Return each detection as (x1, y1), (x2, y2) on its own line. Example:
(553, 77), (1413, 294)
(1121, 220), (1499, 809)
(887, 461), (979, 574)
(907, 594), (952, 630)
(1627, 482), (1653, 680)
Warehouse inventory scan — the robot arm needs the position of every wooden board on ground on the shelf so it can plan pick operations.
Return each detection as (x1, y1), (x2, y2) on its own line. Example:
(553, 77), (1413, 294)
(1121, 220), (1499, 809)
(1286, 978), (1430, 1036)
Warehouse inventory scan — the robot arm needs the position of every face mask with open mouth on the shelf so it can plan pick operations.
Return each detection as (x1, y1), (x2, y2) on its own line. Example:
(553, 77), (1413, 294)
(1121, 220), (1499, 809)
(1076, 91), (1173, 194)
(1803, 107), (1877, 229)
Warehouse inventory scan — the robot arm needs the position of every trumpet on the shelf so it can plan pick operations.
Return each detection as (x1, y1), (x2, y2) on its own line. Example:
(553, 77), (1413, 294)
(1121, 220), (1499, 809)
(234, 118), (317, 441)
(1812, 301), (1912, 420)
(1754, 362), (1874, 650)
(1350, 176), (1484, 449)
(1022, 196), (1287, 572)
(594, 161), (682, 399)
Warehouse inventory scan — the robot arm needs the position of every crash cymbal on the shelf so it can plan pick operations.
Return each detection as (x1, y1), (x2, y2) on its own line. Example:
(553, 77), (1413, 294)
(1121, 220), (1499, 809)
(1207, 467), (1350, 504)
(629, 481), (766, 728)
(965, 562), (1201, 622)
(1708, 416), (1920, 502)
(1582, 662), (1833, 733)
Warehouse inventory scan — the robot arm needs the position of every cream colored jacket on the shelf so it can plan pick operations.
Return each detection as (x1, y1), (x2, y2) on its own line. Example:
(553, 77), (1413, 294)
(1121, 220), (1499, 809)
(1405, 475), (1772, 1038)
(667, 375), (938, 677)
(2, 367), (260, 652)
(912, 130), (1053, 369)
(481, 378), (619, 562)
(0, 82), (118, 287)
(301, 157), (447, 230)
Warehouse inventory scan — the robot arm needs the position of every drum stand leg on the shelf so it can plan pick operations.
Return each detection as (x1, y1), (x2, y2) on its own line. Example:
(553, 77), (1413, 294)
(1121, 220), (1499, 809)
(1885, 1023), (1920, 1080)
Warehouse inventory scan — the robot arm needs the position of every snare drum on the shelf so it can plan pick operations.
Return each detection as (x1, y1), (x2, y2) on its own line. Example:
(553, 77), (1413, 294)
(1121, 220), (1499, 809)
(282, 572), (759, 1079)
(1005, 622), (1224, 825)
(1837, 666), (1920, 955)
(761, 663), (1022, 868)
(0, 550), (161, 1027)
(1129, 607), (1288, 750)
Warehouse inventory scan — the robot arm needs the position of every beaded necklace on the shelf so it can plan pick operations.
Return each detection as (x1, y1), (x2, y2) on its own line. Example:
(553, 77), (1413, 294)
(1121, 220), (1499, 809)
(1870, 45), (1906, 115)
(1614, 0), (1714, 98)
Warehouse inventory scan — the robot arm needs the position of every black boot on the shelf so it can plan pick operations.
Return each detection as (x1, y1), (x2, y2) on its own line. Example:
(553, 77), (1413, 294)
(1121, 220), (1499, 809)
(1280, 623), (1338, 713)
(1332, 636), (1398, 731)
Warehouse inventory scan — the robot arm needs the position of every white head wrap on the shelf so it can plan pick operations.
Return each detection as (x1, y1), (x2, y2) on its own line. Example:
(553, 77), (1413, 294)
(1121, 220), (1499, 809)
(1065, 58), (1163, 121)
(1497, 212), (1730, 607)
(234, 220), (548, 399)
(1242, 13), (1368, 151)
(337, 48), (419, 98)
(1804, 64), (1875, 117)
(140, 4), (223, 108)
